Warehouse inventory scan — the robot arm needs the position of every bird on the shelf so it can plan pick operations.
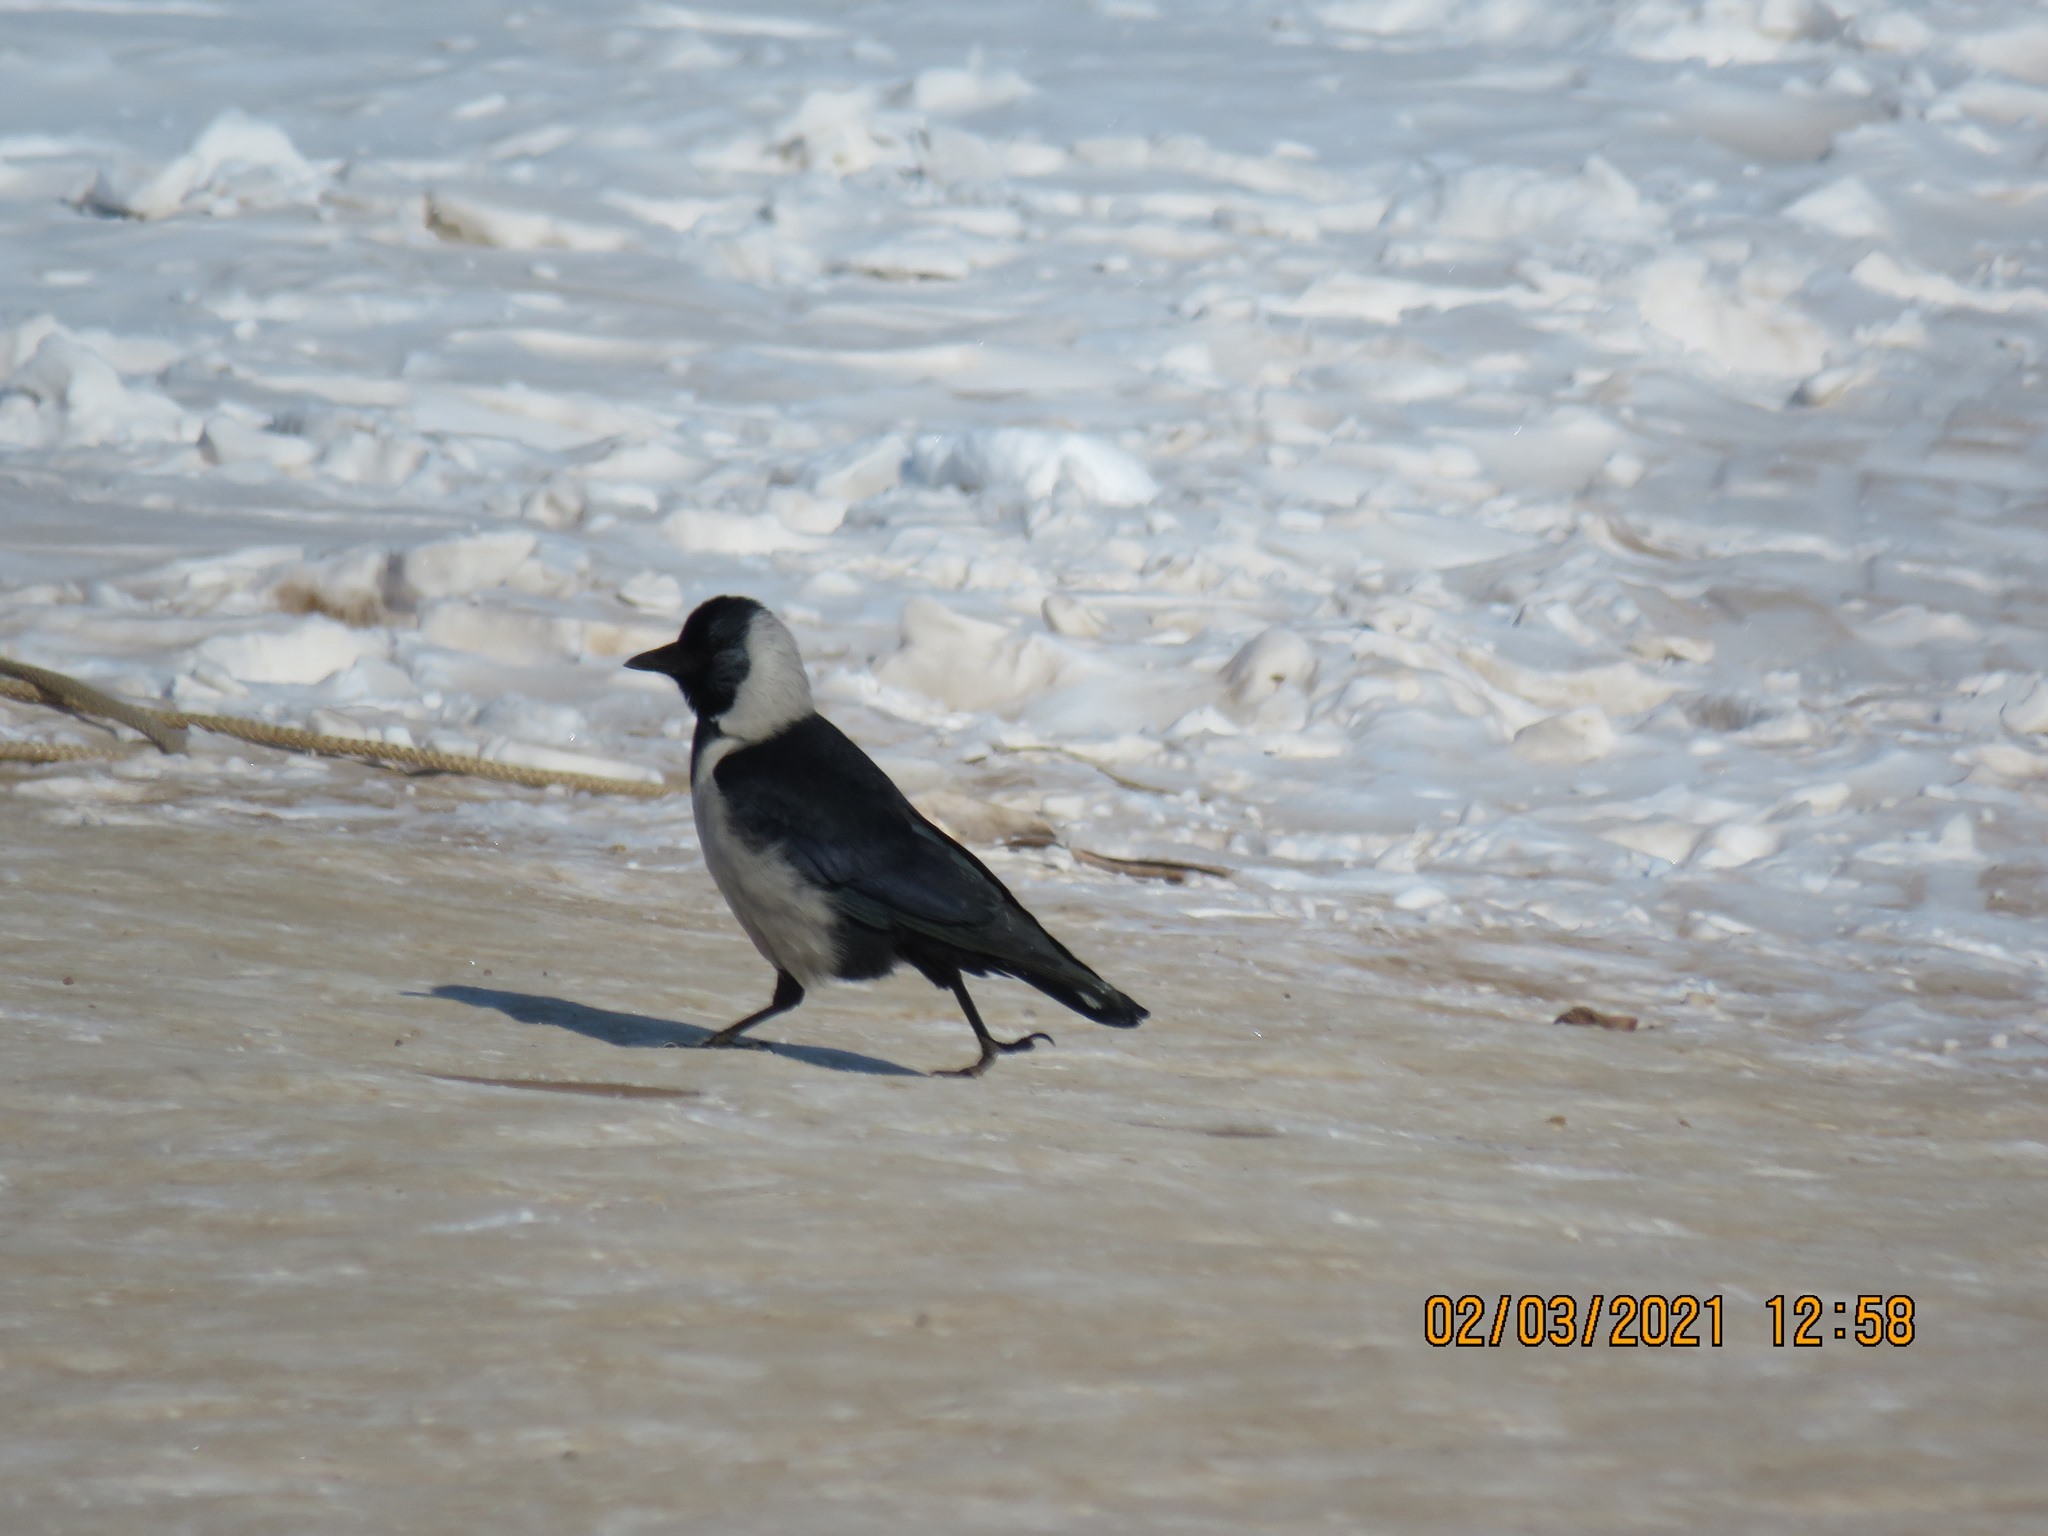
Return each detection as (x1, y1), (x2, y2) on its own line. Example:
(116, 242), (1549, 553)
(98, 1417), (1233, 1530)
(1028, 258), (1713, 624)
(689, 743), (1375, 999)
(625, 595), (1146, 1077)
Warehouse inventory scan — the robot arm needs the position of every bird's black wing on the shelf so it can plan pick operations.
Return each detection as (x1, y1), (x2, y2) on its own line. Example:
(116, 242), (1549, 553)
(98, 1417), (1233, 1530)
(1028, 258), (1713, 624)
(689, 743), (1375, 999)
(713, 714), (1006, 937)
(713, 715), (1144, 1026)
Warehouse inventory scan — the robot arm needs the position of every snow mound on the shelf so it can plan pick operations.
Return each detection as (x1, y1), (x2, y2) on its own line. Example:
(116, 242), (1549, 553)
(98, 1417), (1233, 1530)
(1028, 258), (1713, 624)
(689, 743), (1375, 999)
(269, 549), (399, 628)
(618, 571), (687, 614)
(424, 193), (634, 253)
(0, 323), (190, 448)
(664, 508), (819, 556)
(843, 233), (1012, 282)
(194, 615), (390, 687)
(908, 429), (1158, 507)
(875, 598), (1075, 713)
(1637, 255), (1830, 377)
(806, 434), (907, 503)
(1317, 0), (1578, 46)
(84, 110), (321, 220)
(1616, 0), (1841, 65)
(200, 415), (319, 473)
(911, 58), (1035, 116)
(1783, 176), (1891, 241)
(401, 533), (538, 602)
(1430, 157), (1662, 246)
(481, 739), (663, 786)
(1223, 629), (1317, 732)
(770, 87), (914, 176)
(1514, 706), (1619, 765)
(1955, 23), (2048, 85)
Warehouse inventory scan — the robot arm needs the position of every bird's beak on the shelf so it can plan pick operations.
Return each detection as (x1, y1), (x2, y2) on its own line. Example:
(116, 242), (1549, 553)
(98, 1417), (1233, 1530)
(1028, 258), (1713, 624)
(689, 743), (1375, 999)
(625, 641), (683, 675)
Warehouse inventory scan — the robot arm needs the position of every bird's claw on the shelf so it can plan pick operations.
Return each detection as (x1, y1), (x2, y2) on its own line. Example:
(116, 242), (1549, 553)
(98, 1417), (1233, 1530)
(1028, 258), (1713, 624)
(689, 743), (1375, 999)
(933, 1031), (1054, 1078)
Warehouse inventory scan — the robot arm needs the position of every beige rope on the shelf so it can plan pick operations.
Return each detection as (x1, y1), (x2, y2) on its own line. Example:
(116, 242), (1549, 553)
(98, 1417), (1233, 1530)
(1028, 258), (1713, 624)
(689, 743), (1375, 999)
(0, 657), (187, 752)
(0, 664), (676, 797)
(0, 738), (133, 765)
(1, 658), (1229, 879)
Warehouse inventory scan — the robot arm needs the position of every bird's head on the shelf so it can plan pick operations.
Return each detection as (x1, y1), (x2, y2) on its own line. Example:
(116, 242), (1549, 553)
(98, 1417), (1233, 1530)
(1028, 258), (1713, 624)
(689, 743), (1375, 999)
(626, 595), (814, 742)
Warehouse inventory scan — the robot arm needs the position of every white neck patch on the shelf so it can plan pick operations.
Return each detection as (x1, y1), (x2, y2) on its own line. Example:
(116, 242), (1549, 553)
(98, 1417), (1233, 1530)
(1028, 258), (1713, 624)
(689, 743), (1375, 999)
(719, 607), (815, 742)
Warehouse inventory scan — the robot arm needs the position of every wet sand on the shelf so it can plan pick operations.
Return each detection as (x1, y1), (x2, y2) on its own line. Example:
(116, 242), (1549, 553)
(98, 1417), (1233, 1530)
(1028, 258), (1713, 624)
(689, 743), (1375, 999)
(3, 802), (2043, 1533)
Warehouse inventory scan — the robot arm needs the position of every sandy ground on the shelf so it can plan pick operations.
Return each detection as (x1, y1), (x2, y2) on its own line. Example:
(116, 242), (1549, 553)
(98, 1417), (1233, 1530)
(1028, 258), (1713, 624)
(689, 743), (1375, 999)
(3, 792), (2044, 1534)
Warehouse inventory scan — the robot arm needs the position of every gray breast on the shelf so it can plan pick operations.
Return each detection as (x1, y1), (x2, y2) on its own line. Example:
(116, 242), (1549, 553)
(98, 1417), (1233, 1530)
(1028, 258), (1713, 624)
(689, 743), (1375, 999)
(691, 736), (842, 986)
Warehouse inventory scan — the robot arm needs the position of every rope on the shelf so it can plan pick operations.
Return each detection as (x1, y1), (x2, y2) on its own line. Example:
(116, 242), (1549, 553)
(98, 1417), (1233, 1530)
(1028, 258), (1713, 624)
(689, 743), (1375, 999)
(0, 738), (133, 765)
(0, 657), (186, 752)
(0, 663), (675, 797)
(0, 657), (1229, 879)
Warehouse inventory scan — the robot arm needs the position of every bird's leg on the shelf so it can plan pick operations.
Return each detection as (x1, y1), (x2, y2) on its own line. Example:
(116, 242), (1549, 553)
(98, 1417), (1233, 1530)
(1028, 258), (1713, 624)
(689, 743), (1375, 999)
(692, 970), (804, 1049)
(932, 975), (1053, 1079)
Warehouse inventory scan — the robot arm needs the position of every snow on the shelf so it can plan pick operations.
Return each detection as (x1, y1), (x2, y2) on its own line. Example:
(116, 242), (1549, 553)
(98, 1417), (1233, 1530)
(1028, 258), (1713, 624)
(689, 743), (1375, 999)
(4, 0), (2048, 1524)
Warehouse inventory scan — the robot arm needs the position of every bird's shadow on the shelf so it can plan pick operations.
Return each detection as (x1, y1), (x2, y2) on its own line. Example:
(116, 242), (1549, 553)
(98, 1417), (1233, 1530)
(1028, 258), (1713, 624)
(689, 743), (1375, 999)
(418, 985), (925, 1078)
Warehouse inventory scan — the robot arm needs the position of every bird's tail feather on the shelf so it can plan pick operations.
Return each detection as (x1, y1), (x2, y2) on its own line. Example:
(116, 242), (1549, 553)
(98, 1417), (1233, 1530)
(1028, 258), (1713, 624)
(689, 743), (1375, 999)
(899, 878), (1147, 1027)
(995, 958), (1155, 1028)
(1017, 963), (1148, 1027)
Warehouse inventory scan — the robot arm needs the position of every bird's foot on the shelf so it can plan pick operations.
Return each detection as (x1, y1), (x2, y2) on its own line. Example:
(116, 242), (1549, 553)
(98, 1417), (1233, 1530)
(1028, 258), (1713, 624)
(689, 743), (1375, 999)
(696, 1027), (759, 1050)
(932, 1030), (1053, 1078)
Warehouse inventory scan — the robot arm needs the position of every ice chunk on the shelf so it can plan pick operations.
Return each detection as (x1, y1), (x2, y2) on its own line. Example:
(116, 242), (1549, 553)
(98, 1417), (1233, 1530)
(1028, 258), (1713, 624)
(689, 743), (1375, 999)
(766, 487), (846, 536)
(1466, 653), (1681, 716)
(844, 235), (1005, 282)
(0, 327), (190, 448)
(401, 532), (539, 601)
(1853, 606), (1982, 649)
(419, 603), (571, 667)
(200, 415), (319, 472)
(1318, 0), (1571, 45)
(875, 598), (1073, 712)
(662, 508), (817, 556)
(1859, 815), (1982, 866)
(481, 739), (662, 786)
(1433, 157), (1662, 245)
(771, 87), (912, 176)
(908, 429), (1158, 507)
(1693, 821), (1781, 870)
(1617, 0), (1839, 65)
(1851, 252), (2048, 317)
(521, 477), (590, 531)
(424, 194), (633, 253)
(920, 125), (1007, 183)
(476, 697), (589, 746)
(1637, 256), (1829, 377)
(194, 615), (390, 686)
(85, 110), (320, 220)
(1956, 23), (2048, 85)
(269, 549), (398, 627)
(1223, 629), (1316, 731)
(1042, 594), (1109, 639)
(1513, 707), (1618, 765)
(2002, 680), (2048, 735)
(618, 571), (686, 614)
(1600, 819), (1701, 863)
(1269, 271), (1526, 325)
(807, 434), (907, 503)
(1783, 176), (1891, 241)
(911, 59), (1035, 115)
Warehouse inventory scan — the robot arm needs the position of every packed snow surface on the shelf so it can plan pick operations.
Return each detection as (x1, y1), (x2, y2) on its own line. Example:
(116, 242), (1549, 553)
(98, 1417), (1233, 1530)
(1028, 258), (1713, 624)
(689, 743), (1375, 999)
(4, 0), (2048, 1525)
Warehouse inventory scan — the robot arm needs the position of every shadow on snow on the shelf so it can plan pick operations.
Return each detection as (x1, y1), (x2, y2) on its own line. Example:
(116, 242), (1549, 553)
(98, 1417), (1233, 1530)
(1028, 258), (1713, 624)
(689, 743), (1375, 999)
(418, 984), (925, 1078)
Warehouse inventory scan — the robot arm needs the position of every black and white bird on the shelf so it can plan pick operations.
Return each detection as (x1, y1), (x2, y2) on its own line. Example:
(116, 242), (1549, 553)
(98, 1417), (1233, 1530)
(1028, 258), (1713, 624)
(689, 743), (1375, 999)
(626, 595), (1147, 1077)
